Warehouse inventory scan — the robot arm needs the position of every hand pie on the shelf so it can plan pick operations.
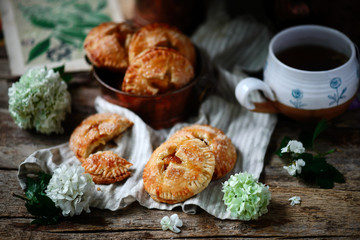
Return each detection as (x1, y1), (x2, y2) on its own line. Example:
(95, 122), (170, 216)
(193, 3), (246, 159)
(69, 113), (133, 163)
(122, 47), (194, 95)
(143, 137), (215, 204)
(82, 151), (132, 184)
(128, 23), (196, 67)
(169, 124), (237, 180)
(84, 22), (136, 72)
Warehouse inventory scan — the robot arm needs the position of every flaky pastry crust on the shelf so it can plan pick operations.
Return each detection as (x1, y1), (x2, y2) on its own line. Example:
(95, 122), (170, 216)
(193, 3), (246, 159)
(69, 113), (133, 163)
(143, 137), (215, 204)
(169, 124), (237, 180)
(128, 23), (196, 67)
(82, 151), (132, 184)
(122, 47), (194, 95)
(84, 22), (136, 72)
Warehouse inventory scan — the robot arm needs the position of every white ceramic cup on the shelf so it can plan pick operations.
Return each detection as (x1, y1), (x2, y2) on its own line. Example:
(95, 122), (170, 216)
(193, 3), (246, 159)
(235, 25), (359, 121)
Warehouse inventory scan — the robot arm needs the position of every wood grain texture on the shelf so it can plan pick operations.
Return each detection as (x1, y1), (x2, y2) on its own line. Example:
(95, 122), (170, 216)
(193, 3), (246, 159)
(1, 36), (360, 239)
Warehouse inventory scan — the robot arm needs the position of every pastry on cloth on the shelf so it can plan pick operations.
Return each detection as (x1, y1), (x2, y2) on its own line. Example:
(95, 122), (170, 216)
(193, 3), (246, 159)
(128, 23), (196, 67)
(69, 113), (133, 163)
(143, 136), (215, 204)
(82, 151), (133, 184)
(122, 47), (194, 95)
(169, 124), (237, 180)
(84, 22), (136, 72)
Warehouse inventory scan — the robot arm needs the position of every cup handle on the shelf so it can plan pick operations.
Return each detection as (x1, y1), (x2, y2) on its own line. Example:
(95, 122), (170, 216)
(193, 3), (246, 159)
(235, 77), (279, 113)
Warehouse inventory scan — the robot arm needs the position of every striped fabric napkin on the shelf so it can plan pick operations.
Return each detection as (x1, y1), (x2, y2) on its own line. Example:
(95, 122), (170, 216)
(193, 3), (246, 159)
(18, 1), (277, 220)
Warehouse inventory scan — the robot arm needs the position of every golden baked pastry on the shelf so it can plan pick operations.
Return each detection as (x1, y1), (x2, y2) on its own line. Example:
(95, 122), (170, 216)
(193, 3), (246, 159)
(82, 151), (132, 184)
(122, 47), (194, 95)
(69, 113), (133, 163)
(84, 22), (136, 72)
(169, 124), (237, 180)
(143, 137), (215, 204)
(128, 23), (196, 67)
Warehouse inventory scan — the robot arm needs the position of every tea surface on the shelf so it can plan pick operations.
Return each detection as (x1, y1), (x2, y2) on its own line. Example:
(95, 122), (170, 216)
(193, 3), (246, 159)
(276, 45), (348, 71)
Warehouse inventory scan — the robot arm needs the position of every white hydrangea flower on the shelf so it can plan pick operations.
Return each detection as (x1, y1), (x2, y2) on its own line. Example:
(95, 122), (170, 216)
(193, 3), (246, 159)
(222, 172), (271, 221)
(283, 159), (306, 176)
(281, 140), (305, 154)
(289, 196), (301, 206)
(8, 67), (71, 134)
(160, 214), (183, 233)
(46, 164), (95, 217)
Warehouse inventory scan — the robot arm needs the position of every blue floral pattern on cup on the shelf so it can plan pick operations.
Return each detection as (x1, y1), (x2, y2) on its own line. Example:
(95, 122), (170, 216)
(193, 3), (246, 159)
(328, 77), (347, 106)
(290, 89), (306, 109)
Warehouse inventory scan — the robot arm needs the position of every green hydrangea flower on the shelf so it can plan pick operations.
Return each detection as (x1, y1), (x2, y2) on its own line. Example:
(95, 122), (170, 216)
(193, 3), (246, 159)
(222, 172), (271, 221)
(8, 67), (71, 134)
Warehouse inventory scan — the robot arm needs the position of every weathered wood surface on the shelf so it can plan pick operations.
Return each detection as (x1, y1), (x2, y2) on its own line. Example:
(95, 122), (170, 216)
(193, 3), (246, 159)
(1, 47), (360, 239)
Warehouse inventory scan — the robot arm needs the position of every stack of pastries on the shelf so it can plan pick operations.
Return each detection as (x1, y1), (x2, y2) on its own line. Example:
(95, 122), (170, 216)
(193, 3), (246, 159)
(143, 124), (237, 204)
(84, 22), (196, 96)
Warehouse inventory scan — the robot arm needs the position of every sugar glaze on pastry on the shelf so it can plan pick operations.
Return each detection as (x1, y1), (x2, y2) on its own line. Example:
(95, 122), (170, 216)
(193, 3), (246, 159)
(82, 151), (132, 184)
(84, 22), (136, 72)
(143, 137), (215, 204)
(169, 124), (237, 180)
(122, 47), (194, 95)
(69, 113), (133, 163)
(128, 23), (196, 67)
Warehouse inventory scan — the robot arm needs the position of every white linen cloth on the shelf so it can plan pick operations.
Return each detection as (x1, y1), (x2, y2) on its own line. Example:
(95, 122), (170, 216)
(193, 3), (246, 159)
(18, 1), (277, 220)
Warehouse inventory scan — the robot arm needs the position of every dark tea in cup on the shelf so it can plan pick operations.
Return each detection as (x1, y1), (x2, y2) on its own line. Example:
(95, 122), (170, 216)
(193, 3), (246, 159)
(276, 45), (349, 71)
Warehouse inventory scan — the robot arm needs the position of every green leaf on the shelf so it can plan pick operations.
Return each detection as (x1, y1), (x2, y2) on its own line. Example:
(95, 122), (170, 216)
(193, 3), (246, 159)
(74, 3), (93, 12)
(298, 130), (313, 149)
(89, 12), (111, 22)
(29, 15), (56, 29)
(58, 27), (87, 41)
(299, 119), (329, 149)
(52, 65), (65, 75)
(52, 65), (72, 83)
(315, 175), (334, 189)
(27, 37), (51, 63)
(15, 171), (62, 225)
(96, 0), (107, 11)
(31, 216), (60, 225)
(53, 31), (83, 48)
(312, 119), (329, 146)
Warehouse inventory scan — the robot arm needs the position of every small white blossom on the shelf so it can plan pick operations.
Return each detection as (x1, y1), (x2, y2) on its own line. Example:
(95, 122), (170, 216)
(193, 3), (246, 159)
(283, 164), (297, 176)
(283, 159), (306, 176)
(289, 196), (301, 206)
(46, 164), (95, 217)
(160, 214), (183, 233)
(281, 140), (305, 154)
(295, 159), (306, 174)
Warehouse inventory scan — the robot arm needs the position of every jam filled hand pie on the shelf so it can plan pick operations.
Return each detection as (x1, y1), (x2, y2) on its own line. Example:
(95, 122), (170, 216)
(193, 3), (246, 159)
(128, 23), (196, 67)
(169, 124), (237, 180)
(69, 113), (133, 163)
(82, 151), (133, 184)
(122, 47), (194, 95)
(143, 137), (215, 204)
(84, 22), (136, 72)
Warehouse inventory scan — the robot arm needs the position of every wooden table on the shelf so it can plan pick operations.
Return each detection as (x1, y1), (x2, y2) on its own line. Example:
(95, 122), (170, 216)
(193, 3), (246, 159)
(1, 42), (360, 239)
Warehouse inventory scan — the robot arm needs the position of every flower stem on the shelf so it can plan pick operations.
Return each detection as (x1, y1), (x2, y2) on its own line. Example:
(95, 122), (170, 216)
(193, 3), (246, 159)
(13, 192), (29, 201)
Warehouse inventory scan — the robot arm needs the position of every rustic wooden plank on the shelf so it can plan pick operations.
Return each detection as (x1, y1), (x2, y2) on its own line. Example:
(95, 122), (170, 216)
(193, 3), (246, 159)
(0, 59), (11, 79)
(2, 170), (360, 238)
